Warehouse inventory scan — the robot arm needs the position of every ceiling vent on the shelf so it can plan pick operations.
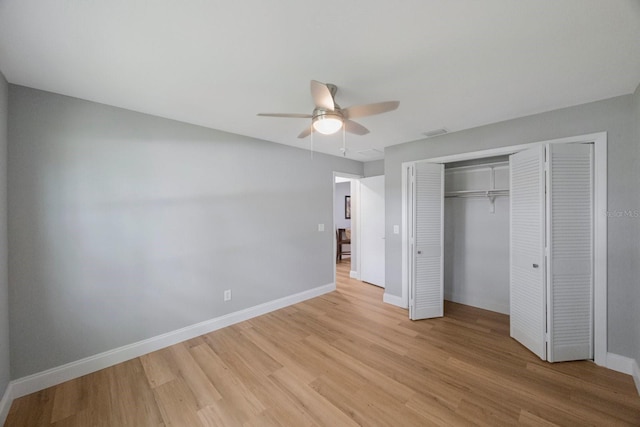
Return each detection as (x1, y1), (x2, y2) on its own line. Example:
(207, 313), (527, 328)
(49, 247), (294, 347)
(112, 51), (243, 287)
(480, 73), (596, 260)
(423, 128), (448, 138)
(357, 148), (383, 158)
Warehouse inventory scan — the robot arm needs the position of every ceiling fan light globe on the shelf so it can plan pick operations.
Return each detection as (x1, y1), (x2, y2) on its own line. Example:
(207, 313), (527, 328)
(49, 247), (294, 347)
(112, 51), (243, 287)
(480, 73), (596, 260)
(313, 116), (343, 135)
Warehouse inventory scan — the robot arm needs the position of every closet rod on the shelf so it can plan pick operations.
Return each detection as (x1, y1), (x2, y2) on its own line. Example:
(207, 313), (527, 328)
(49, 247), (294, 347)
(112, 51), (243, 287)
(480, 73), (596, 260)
(444, 189), (509, 198)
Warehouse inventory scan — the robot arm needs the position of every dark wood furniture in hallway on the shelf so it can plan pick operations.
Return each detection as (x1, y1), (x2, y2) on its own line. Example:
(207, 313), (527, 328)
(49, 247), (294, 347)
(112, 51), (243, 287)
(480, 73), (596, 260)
(336, 228), (350, 263)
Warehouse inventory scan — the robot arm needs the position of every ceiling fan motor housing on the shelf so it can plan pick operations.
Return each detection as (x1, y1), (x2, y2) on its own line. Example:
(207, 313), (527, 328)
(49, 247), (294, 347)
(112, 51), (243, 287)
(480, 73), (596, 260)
(312, 108), (343, 121)
(312, 108), (344, 134)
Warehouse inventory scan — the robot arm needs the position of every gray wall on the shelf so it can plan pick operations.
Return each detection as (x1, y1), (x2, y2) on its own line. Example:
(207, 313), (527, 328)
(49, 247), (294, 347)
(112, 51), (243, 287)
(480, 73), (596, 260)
(7, 85), (363, 378)
(385, 94), (638, 358)
(633, 83), (640, 367)
(0, 73), (9, 397)
(444, 197), (510, 314)
(334, 181), (351, 230)
(364, 160), (384, 177)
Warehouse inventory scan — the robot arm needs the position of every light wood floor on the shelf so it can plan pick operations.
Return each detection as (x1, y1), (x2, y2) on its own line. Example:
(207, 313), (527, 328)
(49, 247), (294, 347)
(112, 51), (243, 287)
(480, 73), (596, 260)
(5, 261), (640, 426)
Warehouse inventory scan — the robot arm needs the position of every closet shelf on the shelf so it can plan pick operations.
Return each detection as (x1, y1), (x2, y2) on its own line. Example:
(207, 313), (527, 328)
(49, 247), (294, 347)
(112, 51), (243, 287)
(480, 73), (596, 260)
(444, 189), (509, 198)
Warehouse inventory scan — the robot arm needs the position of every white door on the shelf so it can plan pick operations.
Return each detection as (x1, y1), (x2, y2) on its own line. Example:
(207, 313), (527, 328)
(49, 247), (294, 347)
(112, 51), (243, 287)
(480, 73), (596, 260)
(547, 143), (593, 362)
(510, 146), (547, 360)
(360, 176), (385, 287)
(410, 162), (444, 320)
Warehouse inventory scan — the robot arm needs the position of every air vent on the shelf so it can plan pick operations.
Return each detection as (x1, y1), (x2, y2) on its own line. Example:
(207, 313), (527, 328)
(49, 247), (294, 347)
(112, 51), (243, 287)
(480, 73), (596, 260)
(423, 128), (448, 138)
(357, 148), (383, 158)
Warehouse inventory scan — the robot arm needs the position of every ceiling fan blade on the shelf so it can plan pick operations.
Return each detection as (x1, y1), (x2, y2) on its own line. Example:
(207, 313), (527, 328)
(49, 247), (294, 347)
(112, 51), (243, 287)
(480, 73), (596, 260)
(344, 120), (370, 135)
(310, 80), (335, 111)
(297, 125), (313, 139)
(343, 101), (399, 120)
(257, 113), (312, 118)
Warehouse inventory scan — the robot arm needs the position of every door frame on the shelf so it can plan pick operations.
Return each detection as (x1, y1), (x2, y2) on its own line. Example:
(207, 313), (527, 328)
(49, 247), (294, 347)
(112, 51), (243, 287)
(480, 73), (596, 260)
(401, 132), (607, 366)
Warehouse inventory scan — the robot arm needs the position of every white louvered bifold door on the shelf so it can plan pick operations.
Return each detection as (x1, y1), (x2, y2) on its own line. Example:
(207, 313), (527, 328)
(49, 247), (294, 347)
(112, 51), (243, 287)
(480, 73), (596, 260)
(510, 146), (547, 360)
(547, 143), (593, 362)
(410, 162), (444, 320)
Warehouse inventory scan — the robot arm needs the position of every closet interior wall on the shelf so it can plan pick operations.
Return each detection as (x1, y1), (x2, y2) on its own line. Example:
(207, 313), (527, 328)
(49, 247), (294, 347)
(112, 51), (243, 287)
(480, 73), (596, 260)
(443, 158), (510, 314)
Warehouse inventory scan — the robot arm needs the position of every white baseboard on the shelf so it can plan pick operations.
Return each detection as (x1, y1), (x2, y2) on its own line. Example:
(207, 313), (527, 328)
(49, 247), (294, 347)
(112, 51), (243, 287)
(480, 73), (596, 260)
(383, 292), (406, 308)
(9, 282), (335, 400)
(349, 270), (359, 279)
(444, 292), (509, 315)
(606, 352), (640, 395)
(0, 383), (13, 426)
(633, 359), (640, 396)
(606, 352), (634, 375)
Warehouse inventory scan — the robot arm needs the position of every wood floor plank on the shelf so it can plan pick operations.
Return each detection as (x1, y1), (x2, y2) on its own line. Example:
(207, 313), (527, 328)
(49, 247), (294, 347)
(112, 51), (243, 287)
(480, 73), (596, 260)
(139, 348), (177, 389)
(239, 326), (318, 385)
(405, 392), (470, 427)
(267, 368), (360, 427)
(50, 377), (86, 424)
(107, 359), (165, 426)
(335, 337), (469, 408)
(6, 389), (55, 427)
(303, 334), (416, 402)
(197, 401), (245, 427)
(188, 343), (265, 422)
(152, 378), (203, 427)
(168, 343), (222, 408)
(518, 409), (562, 427)
(4, 260), (640, 426)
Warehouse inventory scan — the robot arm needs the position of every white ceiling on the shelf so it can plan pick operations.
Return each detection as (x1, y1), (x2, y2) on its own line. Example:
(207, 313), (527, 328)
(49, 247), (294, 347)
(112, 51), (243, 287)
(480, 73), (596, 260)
(1, 1), (639, 161)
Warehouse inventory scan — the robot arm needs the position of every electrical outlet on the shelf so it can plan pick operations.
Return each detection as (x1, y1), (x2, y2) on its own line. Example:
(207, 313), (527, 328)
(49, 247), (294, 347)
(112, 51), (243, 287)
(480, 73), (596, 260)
(393, 225), (400, 234)
(318, 224), (325, 232)
(224, 289), (231, 302)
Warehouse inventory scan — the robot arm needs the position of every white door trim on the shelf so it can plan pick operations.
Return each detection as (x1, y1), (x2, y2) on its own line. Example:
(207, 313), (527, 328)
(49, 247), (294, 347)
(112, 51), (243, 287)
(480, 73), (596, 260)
(401, 132), (607, 366)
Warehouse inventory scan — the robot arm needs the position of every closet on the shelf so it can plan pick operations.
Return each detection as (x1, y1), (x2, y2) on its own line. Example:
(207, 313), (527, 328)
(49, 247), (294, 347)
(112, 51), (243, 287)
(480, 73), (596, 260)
(407, 143), (594, 362)
(444, 157), (510, 315)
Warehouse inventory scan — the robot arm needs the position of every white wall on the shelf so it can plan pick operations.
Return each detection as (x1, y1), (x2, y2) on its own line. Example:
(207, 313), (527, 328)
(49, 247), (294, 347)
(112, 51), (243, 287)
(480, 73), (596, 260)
(7, 85), (364, 378)
(0, 72), (9, 402)
(384, 93), (638, 359)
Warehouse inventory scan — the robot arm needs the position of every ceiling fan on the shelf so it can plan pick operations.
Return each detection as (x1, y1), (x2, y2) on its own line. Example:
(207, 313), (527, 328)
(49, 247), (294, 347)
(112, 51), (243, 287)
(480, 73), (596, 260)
(257, 80), (399, 138)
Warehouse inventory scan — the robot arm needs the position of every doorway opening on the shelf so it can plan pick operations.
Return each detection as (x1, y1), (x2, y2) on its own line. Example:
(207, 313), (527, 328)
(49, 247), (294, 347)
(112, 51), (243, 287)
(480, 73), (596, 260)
(333, 172), (360, 287)
(334, 176), (353, 268)
(333, 172), (386, 292)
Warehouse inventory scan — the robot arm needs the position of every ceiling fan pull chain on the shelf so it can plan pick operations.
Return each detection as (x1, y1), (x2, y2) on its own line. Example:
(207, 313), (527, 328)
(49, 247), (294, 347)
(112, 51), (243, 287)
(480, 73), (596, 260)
(342, 125), (347, 157)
